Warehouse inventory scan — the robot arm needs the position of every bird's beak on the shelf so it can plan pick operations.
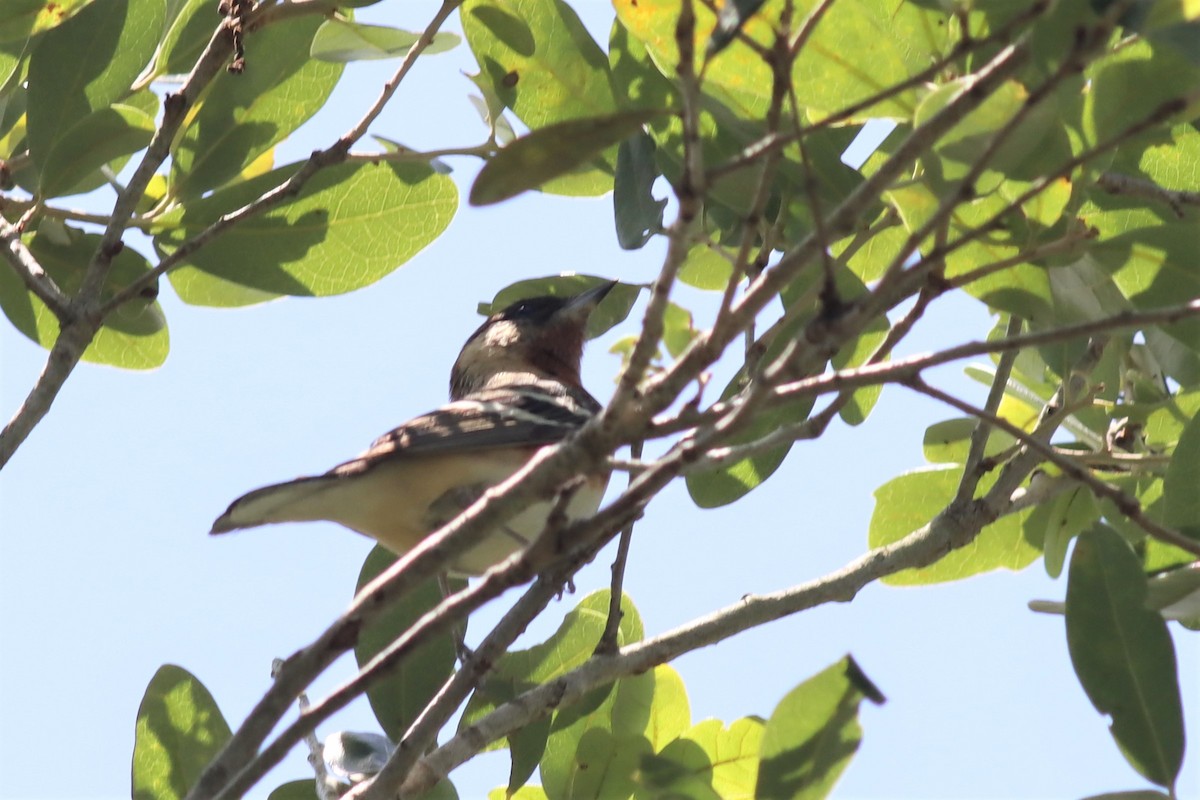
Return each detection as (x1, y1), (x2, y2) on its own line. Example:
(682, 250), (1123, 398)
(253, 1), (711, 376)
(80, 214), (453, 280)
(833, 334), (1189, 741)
(561, 280), (617, 317)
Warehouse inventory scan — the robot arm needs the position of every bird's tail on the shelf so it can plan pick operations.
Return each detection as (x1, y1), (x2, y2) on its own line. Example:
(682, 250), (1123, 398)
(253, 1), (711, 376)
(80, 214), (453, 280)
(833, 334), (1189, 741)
(210, 475), (341, 534)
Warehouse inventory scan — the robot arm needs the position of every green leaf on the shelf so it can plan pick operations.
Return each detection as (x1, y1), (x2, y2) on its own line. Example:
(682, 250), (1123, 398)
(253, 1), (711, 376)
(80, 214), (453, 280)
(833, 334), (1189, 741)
(662, 301), (697, 359)
(39, 103), (154, 197)
(170, 14), (343, 198)
(685, 396), (812, 508)
(266, 780), (318, 800)
(1085, 38), (1199, 150)
(462, 0), (616, 129)
(481, 275), (640, 339)
(159, 160), (457, 306)
(26, 0), (164, 178)
(618, 664), (691, 751)
(869, 465), (1041, 585)
(156, 0), (215, 76)
(470, 109), (659, 206)
(541, 674), (654, 800)
(0, 228), (169, 369)
(756, 656), (883, 800)
(459, 591), (642, 792)
(673, 717), (764, 799)
(613, 130), (665, 249)
(922, 417), (1015, 465)
(1038, 485), (1100, 578)
(1077, 792), (1172, 800)
(677, 245), (733, 291)
(132, 665), (231, 800)
(1161, 410), (1200, 541)
(355, 546), (458, 741)
(311, 19), (460, 62)
(0, 0), (96, 43)
(636, 746), (723, 800)
(1065, 525), (1185, 789)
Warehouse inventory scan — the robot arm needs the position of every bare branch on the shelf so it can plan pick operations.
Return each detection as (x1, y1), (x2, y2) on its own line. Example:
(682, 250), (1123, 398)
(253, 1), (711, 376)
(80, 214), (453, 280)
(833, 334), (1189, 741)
(1096, 170), (1200, 219)
(0, 216), (70, 319)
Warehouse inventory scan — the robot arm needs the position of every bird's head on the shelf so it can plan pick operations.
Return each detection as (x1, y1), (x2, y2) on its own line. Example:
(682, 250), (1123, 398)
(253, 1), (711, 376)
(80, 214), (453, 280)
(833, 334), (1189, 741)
(450, 281), (616, 399)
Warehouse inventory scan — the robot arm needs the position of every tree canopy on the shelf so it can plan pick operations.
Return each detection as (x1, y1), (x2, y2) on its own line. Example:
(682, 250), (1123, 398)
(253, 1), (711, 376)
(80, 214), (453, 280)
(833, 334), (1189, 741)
(2, 0), (1199, 798)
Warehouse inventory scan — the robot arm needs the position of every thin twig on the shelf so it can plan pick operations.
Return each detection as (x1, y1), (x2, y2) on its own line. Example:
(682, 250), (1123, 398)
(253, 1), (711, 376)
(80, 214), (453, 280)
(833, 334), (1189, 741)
(597, 439), (644, 655)
(957, 315), (1023, 501)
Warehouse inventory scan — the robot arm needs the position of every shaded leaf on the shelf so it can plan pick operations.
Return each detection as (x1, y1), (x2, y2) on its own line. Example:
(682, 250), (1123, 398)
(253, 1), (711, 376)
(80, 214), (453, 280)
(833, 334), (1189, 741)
(131, 665), (231, 800)
(470, 109), (660, 206)
(462, 0), (616, 129)
(541, 672), (654, 800)
(674, 717), (764, 799)
(458, 592), (642, 792)
(1161, 404), (1200, 542)
(354, 547), (458, 742)
(170, 14), (343, 198)
(869, 465), (1041, 585)
(159, 160), (456, 306)
(0, 227), (168, 369)
(757, 656), (882, 800)
(921, 417), (1014, 465)
(614, 130), (666, 249)
(1066, 525), (1185, 789)
(39, 103), (154, 197)
(311, 19), (459, 62)
(26, 0), (164, 177)
(266, 780), (318, 800)
(155, 0), (213, 75)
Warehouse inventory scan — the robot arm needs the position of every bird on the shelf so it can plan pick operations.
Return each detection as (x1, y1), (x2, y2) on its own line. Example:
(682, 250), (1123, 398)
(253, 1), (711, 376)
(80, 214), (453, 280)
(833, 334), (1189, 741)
(210, 281), (615, 576)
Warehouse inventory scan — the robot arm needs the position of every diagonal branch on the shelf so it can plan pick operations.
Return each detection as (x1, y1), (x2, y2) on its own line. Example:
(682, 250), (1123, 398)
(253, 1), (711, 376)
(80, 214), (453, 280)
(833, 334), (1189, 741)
(907, 376), (1200, 558)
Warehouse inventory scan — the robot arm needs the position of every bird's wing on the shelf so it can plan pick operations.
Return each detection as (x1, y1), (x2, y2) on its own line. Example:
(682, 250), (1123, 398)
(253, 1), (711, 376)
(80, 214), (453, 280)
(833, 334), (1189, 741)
(210, 384), (600, 536)
(333, 383), (599, 476)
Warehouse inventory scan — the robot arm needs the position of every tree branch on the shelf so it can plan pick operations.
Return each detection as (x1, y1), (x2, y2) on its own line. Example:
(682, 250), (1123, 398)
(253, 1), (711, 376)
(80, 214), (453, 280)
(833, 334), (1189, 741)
(907, 376), (1200, 558)
(397, 474), (1045, 796)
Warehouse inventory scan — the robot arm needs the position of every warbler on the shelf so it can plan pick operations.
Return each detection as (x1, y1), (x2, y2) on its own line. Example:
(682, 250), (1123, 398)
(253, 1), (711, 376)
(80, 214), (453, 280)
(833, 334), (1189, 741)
(210, 282), (615, 575)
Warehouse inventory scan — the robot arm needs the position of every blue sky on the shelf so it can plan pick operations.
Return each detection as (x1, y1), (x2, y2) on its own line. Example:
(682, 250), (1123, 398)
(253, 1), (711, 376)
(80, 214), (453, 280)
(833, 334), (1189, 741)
(1, 3), (1196, 798)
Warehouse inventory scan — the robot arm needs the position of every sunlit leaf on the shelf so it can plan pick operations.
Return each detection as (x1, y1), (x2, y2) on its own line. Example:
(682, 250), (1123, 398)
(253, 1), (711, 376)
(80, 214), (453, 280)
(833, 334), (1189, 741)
(131, 665), (231, 800)
(870, 465), (1041, 584)
(26, 0), (164, 178)
(311, 19), (460, 62)
(159, 160), (457, 305)
(170, 14), (343, 198)
(462, 0), (616, 129)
